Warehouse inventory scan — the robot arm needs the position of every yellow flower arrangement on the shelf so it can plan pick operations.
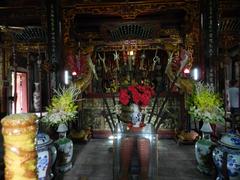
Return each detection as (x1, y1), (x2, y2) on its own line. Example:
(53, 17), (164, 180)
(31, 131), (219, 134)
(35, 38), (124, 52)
(188, 82), (225, 124)
(41, 85), (81, 127)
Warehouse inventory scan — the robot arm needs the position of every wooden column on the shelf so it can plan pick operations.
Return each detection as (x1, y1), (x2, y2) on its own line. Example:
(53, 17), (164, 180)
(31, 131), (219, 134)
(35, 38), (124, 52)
(46, 0), (63, 89)
(0, 47), (3, 113)
(1, 47), (9, 115)
(201, 0), (219, 86)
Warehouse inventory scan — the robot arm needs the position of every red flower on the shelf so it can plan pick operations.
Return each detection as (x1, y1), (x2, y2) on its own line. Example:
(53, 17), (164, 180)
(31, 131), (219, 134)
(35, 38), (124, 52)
(132, 91), (141, 105)
(141, 93), (151, 107)
(119, 85), (155, 107)
(119, 88), (130, 105)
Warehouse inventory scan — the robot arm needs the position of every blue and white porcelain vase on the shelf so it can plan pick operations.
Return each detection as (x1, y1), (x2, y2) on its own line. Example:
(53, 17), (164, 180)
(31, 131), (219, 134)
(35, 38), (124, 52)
(130, 103), (142, 127)
(212, 133), (240, 180)
(37, 132), (57, 180)
(54, 124), (73, 173)
(195, 122), (215, 174)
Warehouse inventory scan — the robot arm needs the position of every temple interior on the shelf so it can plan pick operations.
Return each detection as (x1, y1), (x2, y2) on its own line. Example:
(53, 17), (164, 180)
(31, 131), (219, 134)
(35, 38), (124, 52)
(0, 0), (240, 180)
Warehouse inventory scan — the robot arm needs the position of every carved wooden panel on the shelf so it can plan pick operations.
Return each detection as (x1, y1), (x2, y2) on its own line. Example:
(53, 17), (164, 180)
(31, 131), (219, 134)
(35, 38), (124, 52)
(62, 1), (199, 44)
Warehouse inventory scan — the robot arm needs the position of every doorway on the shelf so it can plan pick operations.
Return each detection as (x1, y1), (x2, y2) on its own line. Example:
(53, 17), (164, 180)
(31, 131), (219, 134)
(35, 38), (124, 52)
(11, 71), (28, 114)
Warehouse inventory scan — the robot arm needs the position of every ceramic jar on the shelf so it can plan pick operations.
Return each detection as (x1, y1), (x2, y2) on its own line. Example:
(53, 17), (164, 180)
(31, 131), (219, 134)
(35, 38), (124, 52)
(212, 133), (240, 180)
(33, 82), (41, 112)
(195, 122), (215, 174)
(130, 103), (142, 127)
(37, 132), (57, 180)
(54, 124), (73, 173)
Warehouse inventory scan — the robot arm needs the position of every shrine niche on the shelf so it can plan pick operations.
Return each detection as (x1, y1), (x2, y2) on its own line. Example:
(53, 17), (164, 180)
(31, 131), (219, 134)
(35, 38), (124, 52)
(61, 0), (198, 135)
(64, 42), (195, 135)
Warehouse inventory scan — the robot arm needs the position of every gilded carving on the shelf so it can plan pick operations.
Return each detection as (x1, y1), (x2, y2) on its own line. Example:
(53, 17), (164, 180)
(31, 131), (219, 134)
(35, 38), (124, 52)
(62, 1), (198, 45)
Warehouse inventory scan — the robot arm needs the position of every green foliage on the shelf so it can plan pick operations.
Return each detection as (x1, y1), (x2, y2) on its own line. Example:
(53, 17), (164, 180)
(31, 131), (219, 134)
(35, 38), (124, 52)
(188, 82), (225, 124)
(41, 85), (81, 127)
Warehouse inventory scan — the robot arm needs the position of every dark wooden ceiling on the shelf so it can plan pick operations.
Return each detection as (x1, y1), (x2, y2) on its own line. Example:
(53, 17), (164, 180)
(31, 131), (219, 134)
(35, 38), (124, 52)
(0, 0), (43, 27)
(0, 0), (239, 50)
(72, 8), (187, 42)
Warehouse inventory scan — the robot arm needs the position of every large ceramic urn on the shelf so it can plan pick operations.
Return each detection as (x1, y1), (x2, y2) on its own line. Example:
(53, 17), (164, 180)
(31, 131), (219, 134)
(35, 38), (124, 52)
(54, 124), (73, 173)
(37, 133), (57, 180)
(195, 122), (215, 174)
(33, 82), (41, 112)
(212, 133), (240, 180)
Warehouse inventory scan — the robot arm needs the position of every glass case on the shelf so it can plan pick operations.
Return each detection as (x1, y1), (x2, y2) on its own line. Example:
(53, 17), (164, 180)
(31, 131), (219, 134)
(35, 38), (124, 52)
(113, 123), (158, 180)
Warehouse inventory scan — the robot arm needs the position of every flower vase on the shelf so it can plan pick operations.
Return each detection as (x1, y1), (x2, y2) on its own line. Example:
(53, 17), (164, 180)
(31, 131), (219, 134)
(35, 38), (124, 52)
(33, 82), (41, 112)
(120, 103), (142, 127)
(213, 133), (240, 180)
(37, 132), (57, 180)
(195, 122), (215, 174)
(54, 124), (73, 173)
(130, 103), (142, 128)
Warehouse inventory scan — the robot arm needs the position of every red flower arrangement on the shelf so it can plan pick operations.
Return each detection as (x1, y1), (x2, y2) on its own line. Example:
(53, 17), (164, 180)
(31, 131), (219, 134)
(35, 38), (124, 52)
(119, 85), (155, 107)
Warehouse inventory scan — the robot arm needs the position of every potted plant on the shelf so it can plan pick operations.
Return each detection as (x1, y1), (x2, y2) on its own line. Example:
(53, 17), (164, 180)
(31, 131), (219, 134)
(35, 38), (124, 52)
(188, 81), (225, 174)
(41, 85), (81, 173)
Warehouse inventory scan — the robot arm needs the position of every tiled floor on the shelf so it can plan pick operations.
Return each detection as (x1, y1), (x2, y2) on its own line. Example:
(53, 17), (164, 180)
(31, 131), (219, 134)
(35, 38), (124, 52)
(0, 115), (228, 180)
(54, 138), (212, 180)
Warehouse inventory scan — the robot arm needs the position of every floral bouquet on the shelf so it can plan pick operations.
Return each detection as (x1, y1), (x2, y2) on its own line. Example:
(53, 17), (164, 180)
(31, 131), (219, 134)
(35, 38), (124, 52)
(188, 82), (225, 124)
(118, 84), (155, 127)
(119, 85), (155, 107)
(41, 85), (81, 127)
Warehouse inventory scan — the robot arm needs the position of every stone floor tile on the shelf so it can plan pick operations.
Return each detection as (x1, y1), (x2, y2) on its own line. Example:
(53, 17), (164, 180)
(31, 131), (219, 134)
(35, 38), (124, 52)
(52, 138), (213, 180)
(0, 137), (213, 180)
